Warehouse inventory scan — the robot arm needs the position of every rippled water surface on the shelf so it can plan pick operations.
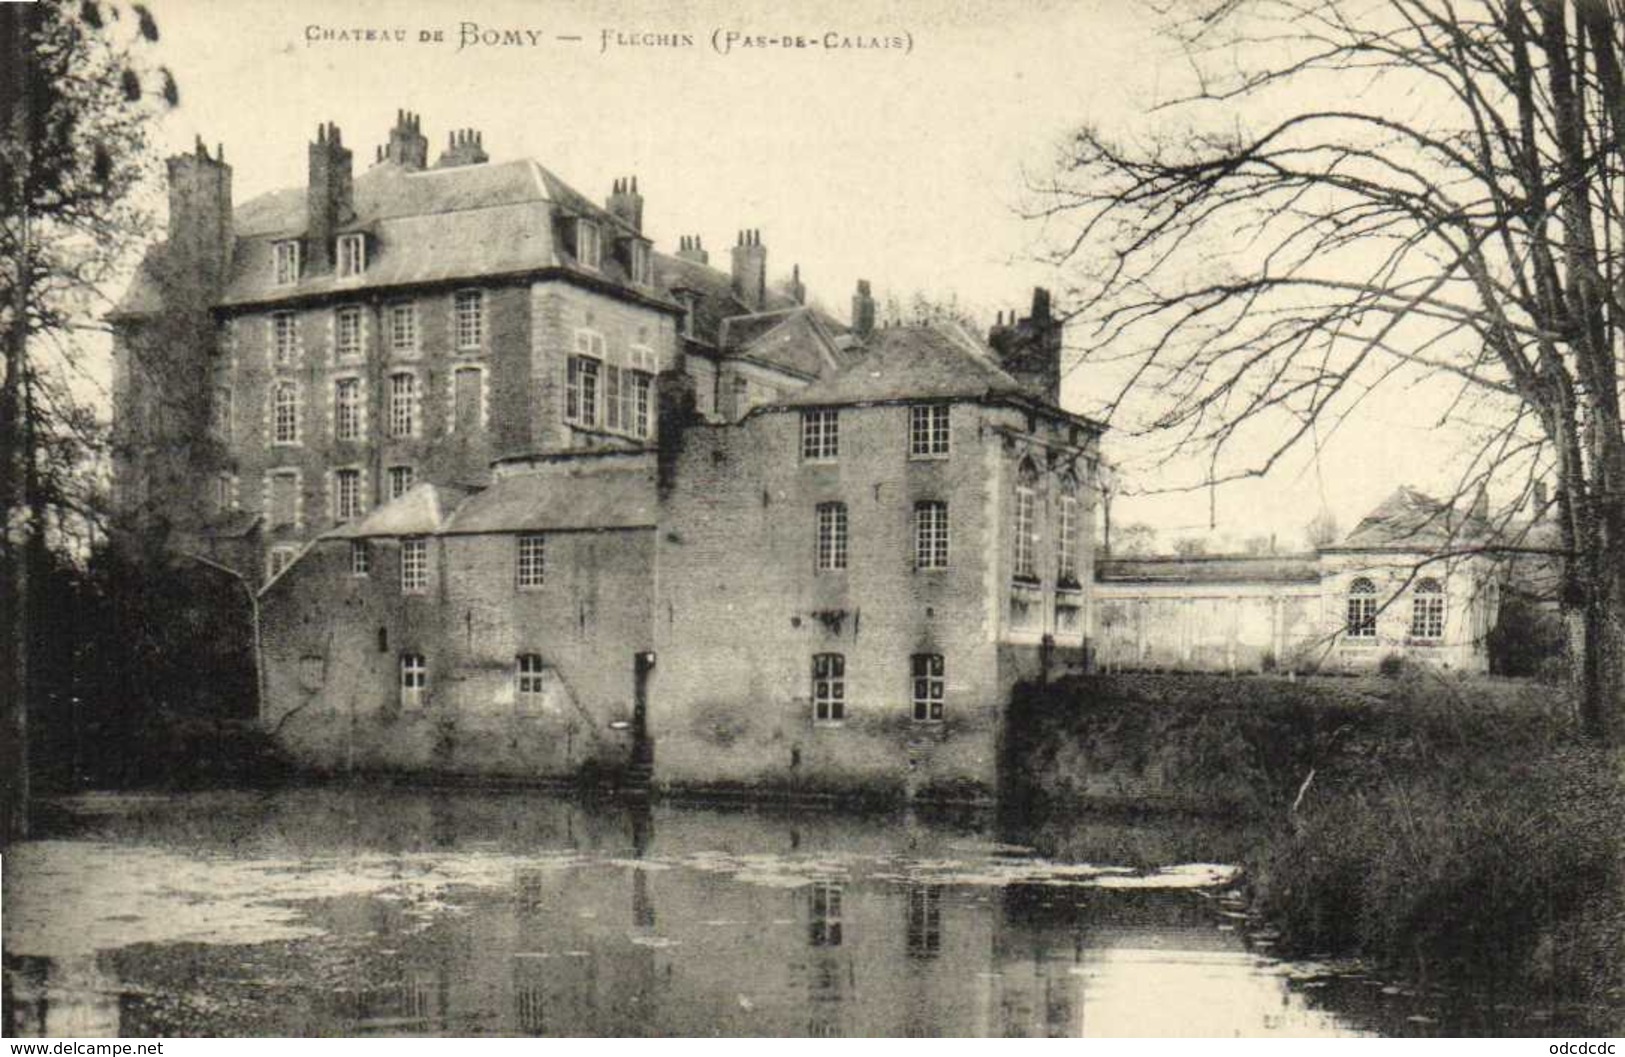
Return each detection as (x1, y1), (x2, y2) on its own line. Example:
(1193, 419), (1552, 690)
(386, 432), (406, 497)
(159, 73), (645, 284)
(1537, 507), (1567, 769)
(0, 787), (1534, 1036)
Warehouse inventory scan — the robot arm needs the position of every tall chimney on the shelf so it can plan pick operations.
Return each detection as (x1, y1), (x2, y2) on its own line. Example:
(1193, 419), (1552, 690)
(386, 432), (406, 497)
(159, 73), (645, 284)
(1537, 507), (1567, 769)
(166, 135), (234, 294)
(1533, 480), (1550, 517)
(383, 108), (428, 170)
(675, 234), (709, 265)
(306, 121), (352, 275)
(607, 176), (644, 232)
(435, 128), (489, 168)
(788, 264), (806, 305)
(851, 279), (875, 337)
(730, 228), (766, 311)
(987, 286), (1062, 404)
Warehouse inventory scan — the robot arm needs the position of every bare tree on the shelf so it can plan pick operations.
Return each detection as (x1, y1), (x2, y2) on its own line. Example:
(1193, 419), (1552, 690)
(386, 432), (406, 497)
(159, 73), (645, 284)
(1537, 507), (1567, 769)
(1037, 0), (1625, 742)
(1305, 509), (1341, 550)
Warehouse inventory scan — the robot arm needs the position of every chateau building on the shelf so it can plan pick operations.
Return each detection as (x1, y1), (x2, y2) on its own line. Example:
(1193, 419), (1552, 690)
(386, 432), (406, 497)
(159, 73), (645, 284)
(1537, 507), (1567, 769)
(112, 111), (1102, 795)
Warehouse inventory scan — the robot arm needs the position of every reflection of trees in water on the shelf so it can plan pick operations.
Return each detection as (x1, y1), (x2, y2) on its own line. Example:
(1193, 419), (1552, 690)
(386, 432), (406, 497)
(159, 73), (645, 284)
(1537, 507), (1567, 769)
(907, 885), (942, 959)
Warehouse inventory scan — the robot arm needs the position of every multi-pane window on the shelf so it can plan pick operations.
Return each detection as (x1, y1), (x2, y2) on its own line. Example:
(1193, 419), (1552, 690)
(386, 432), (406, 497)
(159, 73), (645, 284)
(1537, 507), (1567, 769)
(214, 473), (235, 513)
(802, 409), (839, 460)
(388, 301), (417, 353)
(300, 656), (325, 691)
(334, 378), (361, 441)
(632, 371), (653, 439)
(915, 501), (949, 569)
(399, 653), (427, 709)
(1347, 577), (1378, 638)
(453, 367), (482, 433)
(812, 653), (846, 722)
(629, 240), (651, 284)
(809, 882), (843, 947)
(335, 306), (362, 361)
(389, 372), (417, 438)
(212, 386), (232, 441)
(337, 233), (366, 277)
(400, 537), (428, 593)
(387, 465), (414, 500)
(816, 502), (848, 571)
(272, 313), (298, 367)
(910, 404), (950, 457)
(605, 364), (624, 432)
(907, 885), (943, 959)
(516, 654), (548, 709)
(911, 654), (945, 721)
(454, 290), (483, 350)
(566, 352), (601, 427)
(577, 220), (601, 270)
(350, 540), (370, 576)
(1057, 476), (1080, 583)
(273, 240), (300, 285)
(334, 468), (362, 522)
(1411, 578), (1445, 640)
(1013, 461), (1038, 580)
(267, 545), (298, 580)
(517, 534), (545, 588)
(272, 382), (300, 444)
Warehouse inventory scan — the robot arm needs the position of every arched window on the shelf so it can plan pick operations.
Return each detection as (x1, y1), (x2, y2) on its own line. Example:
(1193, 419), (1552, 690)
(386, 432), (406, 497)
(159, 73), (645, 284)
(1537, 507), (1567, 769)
(1056, 474), (1080, 584)
(1013, 459), (1039, 580)
(1346, 577), (1377, 638)
(1411, 577), (1445, 640)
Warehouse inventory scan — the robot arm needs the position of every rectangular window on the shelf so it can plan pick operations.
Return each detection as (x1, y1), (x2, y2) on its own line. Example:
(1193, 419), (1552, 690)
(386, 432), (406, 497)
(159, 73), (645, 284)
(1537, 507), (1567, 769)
(812, 653), (846, 722)
(334, 378), (361, 441)
(577, 220), (601, 270)
(629, 240), (650, 284)
(911, 654), (945, 721)
(605, 364), (623, 432)
(272, 313), (298, 367)
(400, 537), (428, 593)
(915, 501), (949, 569)
(632, 371), (653, 439)
(273, 382), (300, 444)
(816, 502), (847, 571)
(267, 545), (298, 581)
(453, 367), (482, 433)
(454, 290), (484, 351)
(350, 540), (370, 576)
(334, 468), (362, 522)
(269, 471), (298, 528)
(335, 306), (363, 361)
(517, 653), (548, 710)
(1057, 492), (1080, 583)
(400, 653), (427, 709)
(300, 656), (325, 690)
(910, 404), (950, 457)
(388, 301), (417, 353)
(1411, 584), (1445, 640)
(1013, 484), (1037, 580)
(337, 233), (366, 277)
(802, 409), (839, 461)
(517, 534), (545, 589)
(214, 474), (235, 513)
(907, 885), (943, 959)
(387, 465), (414, 500)
(273, 240), (300, 286)
(809, 882), (843, 947)
(389, 373), (417, 438)
(566, 354), (600, 427)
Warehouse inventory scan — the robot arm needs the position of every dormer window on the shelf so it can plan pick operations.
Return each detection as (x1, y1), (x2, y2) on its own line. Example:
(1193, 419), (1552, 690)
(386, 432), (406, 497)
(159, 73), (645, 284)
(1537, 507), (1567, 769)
(337, 233), (366, 277)
(576, 220), (601, 271)
(273, 240), (301, 286)
(629, 240), (651, 285)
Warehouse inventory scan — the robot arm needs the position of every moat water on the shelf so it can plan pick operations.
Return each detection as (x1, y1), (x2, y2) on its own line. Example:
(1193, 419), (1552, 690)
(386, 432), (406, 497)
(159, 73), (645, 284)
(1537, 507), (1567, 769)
(0, 787), (1572, 1036)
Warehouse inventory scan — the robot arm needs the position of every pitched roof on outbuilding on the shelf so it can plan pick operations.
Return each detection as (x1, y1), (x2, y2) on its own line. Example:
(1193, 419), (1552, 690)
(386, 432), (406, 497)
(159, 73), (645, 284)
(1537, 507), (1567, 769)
(441, 460), (658, 534)
(1328, 486), (1491, 552)
(323, 482), (471, 539)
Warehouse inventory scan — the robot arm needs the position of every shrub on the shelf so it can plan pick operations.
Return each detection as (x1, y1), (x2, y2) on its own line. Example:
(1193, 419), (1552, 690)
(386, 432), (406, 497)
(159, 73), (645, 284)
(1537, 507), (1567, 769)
(1377, 652), (1406, 677)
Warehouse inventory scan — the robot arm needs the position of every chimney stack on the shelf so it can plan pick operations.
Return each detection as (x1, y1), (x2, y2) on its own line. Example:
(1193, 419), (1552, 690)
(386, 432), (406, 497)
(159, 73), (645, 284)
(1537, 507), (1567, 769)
(730, 228), (766, 311)
(307, 121), (353, 275)
(607, 176), (644, 232)
(789, 264), (806, 305)
(987, 286), (1062, 405)
(1533, 480), (1550, 517)
(383, 109), (428, 170)
(675, 235), (709, 265)
(165, 137), (234, 296)
(435, 128), (489, 168)
(851, 279), (876, 337)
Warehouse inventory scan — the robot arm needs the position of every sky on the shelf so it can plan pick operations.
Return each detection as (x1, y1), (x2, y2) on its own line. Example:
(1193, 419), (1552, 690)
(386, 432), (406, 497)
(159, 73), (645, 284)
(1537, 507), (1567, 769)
(124, 0), (1503, 550)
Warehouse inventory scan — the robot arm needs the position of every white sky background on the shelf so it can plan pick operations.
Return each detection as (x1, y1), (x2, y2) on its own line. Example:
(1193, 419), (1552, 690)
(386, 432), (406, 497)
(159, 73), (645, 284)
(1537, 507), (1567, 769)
(126, 0), (1501, 550)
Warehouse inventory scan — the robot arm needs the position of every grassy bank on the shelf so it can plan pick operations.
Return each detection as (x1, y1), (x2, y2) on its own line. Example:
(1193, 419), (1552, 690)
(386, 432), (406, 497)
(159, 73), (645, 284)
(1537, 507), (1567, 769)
(1010, 670), (1625, 1030)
